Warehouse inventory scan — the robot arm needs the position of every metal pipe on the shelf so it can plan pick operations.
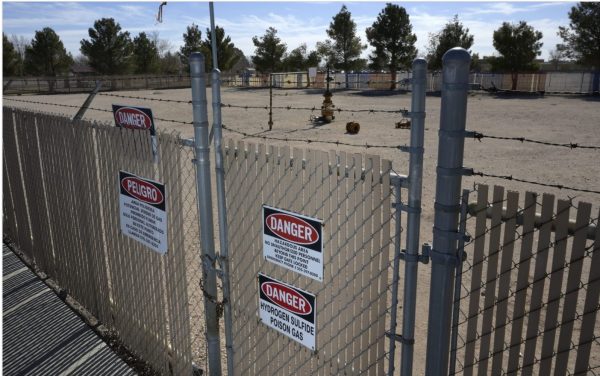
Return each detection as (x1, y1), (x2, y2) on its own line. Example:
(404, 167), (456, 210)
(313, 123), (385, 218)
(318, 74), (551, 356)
(388, 180), (403, 375)
(209, 3), (235, 375)
(268, 73), (273, 130)
(467, 202), (597, 240)
(73, 80), (103, 122)
(449, 189), (470, 375)
(400, 58), (427, 376)
(190, 52), (222, 376)
(425, 47), (471, 376)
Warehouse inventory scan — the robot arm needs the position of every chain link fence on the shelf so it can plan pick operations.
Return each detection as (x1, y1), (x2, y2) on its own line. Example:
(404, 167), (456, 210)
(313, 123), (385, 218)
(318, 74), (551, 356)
(2, 107), (206, 375)
(450, 183), (600, 375)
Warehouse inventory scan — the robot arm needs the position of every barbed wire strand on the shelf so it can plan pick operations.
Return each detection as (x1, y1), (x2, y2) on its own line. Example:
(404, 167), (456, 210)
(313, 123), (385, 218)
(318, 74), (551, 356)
(470, 131), (600, 150)
(470, 170), (600, 195)
(221, 124), (411, 151)
(221, 102), (409, 114)
(3, 97), (192, 125)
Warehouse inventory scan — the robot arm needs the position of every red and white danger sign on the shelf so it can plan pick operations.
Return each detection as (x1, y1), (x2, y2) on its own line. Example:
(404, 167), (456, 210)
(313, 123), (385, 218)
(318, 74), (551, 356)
(258, 273), (316, 350)
(263, 205), (323, 281)
(119, 171), (167, 254)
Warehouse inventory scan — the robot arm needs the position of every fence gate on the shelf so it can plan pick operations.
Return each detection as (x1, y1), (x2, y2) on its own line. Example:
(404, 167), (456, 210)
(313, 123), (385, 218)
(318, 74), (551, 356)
(223, 140), (393, 375)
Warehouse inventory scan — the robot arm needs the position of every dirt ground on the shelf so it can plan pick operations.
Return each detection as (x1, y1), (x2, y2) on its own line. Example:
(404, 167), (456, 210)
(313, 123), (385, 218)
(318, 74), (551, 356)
(5, 87), (600, 374)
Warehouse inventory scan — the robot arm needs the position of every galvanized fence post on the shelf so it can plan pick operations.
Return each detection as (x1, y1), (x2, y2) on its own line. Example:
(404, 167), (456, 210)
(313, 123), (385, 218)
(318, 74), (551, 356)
(449, 189), (471, 375)
(190, 52), (222, 376)
(425, 47), (471, 376)
(209, 2), (235, 374)
(388, 177), (403, 375)
(400, 58), (427, 376)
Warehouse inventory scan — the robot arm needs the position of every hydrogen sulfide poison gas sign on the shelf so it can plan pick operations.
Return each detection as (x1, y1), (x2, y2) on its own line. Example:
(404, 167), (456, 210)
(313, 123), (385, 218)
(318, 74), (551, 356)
(119, 171), (167, 254)
(258, 273), (316, 350)
(112, 105), (156, 136)
(263, 205), (323, 281)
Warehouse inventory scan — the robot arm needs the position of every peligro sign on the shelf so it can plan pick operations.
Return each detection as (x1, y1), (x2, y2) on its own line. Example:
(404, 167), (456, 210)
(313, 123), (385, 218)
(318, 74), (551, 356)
(258, 273), (316, 350)
(119, 171), (167, 254)
(121, 177), (164, 205)
(263, 206), (323, 281)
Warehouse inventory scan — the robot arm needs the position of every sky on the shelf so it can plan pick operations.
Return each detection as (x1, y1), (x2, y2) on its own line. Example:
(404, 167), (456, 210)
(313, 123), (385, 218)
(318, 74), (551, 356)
(2, 1), (577, 62)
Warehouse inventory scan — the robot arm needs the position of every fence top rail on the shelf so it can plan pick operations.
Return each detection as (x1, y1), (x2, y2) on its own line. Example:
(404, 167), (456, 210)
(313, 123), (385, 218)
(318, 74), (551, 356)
(467, 200), (597, 240)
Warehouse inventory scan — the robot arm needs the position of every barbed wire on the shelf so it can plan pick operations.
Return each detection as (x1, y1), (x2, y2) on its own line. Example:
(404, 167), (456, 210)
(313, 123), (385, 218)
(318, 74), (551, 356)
(3, 97), (192, 125)
(470, 131), (600, 150)
(87, 92), (411, 115)
(221, 79), (411, 86)
(97, 92), (191, 104)
(469, 170), (600, 195)
(221, 124), (411, 151)
(221, 102), (409, 114)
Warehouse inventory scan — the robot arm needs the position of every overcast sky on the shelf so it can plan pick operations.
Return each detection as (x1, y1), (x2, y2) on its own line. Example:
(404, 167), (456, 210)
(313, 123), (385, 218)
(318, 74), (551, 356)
(2, 1), (576, 61)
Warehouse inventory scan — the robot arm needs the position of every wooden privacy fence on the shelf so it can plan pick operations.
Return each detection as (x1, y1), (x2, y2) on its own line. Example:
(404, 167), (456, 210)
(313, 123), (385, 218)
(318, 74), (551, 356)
(2, 107), (207, 375)
(223, 140), (393, 375)
(451, 184), (600, 375)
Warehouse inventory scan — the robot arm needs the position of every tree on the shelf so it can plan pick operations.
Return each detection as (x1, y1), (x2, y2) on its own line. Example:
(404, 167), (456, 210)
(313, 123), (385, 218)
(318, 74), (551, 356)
(24, 27), (73, 76)
(491, 21), (543, 90)
(149, 31), (173, 57)
(322, 5), (366, 87)
(426, 15), (473, 71)
(201, 26), (240, 72)
(548, 49), (566, 70)
(132, 32), (159, 74)
(366, 3), (417, 89)
(282, 44), (320, 71)
(9, 34), (28, 76)
(251, 27), (287, 73)
(161, 51), (183, 75)
(80, 18), (133, 74)
(316, 40), (337, 67)
(178, 24), (206, 71)
(229, 47), (251, 73)
(557, 2), (600, 69)
(3, 34), (22, 76)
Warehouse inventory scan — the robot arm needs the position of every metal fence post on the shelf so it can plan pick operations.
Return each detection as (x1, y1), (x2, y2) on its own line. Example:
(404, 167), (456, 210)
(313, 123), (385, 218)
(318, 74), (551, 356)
(425, 47), (470, 376)
(388, 178), (403, 375)
(190, 52), (222, 376)
(209, 2), (235, 375)
(400, 58), (427, 376)
(449, 189), (470, 376)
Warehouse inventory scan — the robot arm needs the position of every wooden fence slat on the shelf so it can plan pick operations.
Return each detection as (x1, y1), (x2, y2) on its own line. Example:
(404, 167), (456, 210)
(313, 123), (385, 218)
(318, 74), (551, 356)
(521, 193), (555, 376)
(360, 155), (374, 373)
(338, 151), (350, 371)
(477, 185), (505, 376)
(368, 155), (381, 376)
(574, 209), (600, 374)
(554, 202), (592, 376)
(463, 184), (489, 376)
(506, 192), (537, 374)
(539, 200), (571, 374)
(351, 153), (363, 373)
(491, 190), (519, 374)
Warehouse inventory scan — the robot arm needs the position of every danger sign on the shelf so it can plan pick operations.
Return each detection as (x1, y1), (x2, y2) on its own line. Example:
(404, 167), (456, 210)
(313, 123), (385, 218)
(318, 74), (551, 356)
(263, 206), (323, 281)
(258, 273), (316, 350)
(119, 171), (167, 254)
(112, 105), (156, 136)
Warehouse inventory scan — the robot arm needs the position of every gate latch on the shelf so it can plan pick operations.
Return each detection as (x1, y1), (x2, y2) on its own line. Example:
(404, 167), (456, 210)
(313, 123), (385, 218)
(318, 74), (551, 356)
(398, 242), (431, 264)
